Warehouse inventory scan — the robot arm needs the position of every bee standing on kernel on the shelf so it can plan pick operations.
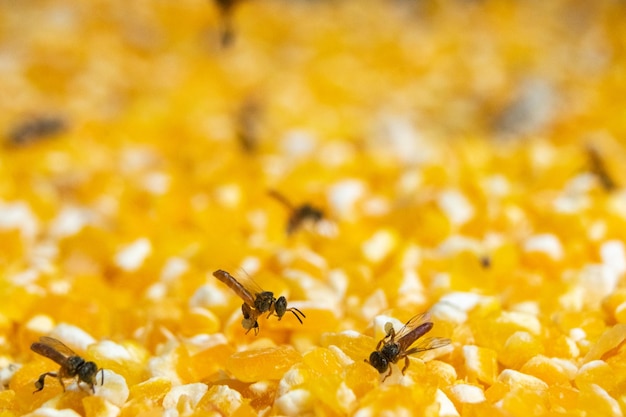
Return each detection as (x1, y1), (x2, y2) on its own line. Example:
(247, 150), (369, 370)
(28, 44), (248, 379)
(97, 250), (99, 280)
(213, 269), (305, 334)
(30, 336), (103, 393)
(366, 313), (450, 381)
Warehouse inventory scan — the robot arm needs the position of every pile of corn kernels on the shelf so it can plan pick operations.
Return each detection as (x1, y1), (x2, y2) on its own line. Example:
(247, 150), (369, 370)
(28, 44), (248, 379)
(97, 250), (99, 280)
(1, 0), (626, 416)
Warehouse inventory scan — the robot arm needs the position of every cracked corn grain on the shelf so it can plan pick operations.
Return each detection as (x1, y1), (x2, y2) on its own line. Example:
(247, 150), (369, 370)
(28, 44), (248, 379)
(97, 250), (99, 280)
(2, 0), (626, 416)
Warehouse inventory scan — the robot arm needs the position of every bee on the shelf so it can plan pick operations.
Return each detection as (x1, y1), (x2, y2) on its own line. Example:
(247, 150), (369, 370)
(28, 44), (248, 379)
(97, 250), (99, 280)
(586, 145), (617, 192)
(213, 269), (305, 333)
(30, 336), (103, 393)
(6, 116), (66, 148)
(366, 313), (451, 381)
(267, 190), (324, 235)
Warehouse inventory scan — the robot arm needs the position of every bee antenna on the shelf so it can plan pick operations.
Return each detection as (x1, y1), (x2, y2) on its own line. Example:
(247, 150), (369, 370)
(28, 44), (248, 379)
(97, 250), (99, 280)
(288, 307), (306, 324)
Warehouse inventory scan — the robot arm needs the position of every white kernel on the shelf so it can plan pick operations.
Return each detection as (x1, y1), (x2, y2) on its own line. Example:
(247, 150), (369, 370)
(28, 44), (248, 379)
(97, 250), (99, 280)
(274, 388), (313, 417)
(26, 315), (55, 334)
(361, 290), (388, 322)
(570, 328), (587, 341)
(462, 346), (482, 376)
(214, 184), (241, 208)
(327, 179), (366, 219)
(277, 368), (306, 396)
(549, 357), (578, 380)
(497, 369), (548, 390)
(588, 384), (622, 417)
(96, 369), (129, 407)
(601, 240), (626, 275)
(328, 345), (354, 367)
(397, 269), (425, 306)
(449, 384), (486, 404)
(523, 234), (563, 260)
(438, 292), (487, 312)
(499, 311), (541, 335)
(362, 229), (397, 263)
(114, 238), (152, 271)
(438, 189), (474, 226)
(189, 284), (229, 309)
(163, 383), (208, 410)
(0, 201), (39, 240)
(203, 385), (242, 414)
(336, 382), (356, 413)
(23, 408), (82, 417)
(50, 206), (95, 238)
(49, 324), (96, 352)
(160, 257), (189, 282)
(92, 340), (133, 361)
(436, 389), (460, 416)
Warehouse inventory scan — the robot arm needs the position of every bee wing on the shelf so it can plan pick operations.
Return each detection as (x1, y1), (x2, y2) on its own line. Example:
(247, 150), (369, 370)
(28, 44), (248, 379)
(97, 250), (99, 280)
(35, 336), (76, 356)
(393, 312), (432, 340)
(235, 270), (266, 297)
(31, 336), (76, 365)
(213, 269), (258, 306)
(403, 337), (451, 357)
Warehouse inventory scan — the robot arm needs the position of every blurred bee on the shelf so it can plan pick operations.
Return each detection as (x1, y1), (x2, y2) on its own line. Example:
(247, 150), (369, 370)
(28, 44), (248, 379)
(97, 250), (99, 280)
(30, 336), (103, 393)
(211, 0), (242, 47)
(213, 269), (305, 333)
(6, 116), (66, 148)
(366, 313), (450, 381)
(586, 145), (617, 192)
(268, 190), (324, 235)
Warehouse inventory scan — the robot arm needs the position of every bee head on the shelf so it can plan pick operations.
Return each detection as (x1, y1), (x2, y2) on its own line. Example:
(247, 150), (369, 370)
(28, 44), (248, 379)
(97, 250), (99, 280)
(78, 361), (99, 388)
(274, 296), (305, 323)
(367, 351), (389, 374)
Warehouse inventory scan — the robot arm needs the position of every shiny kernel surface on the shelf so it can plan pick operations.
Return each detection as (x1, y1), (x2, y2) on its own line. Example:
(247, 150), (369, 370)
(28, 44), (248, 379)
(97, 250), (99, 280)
(2, 0), (626, 415)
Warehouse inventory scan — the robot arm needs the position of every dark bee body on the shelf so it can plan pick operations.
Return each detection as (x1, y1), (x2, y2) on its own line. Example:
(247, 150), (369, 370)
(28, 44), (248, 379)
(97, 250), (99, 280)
(267, 190), (324, 235)
(587, 145), (617, 192)
(213, 269), (305, 334)
(366, 313), (450, 381)
(6, 116), (66, 147)
(30, 336), (103, 393)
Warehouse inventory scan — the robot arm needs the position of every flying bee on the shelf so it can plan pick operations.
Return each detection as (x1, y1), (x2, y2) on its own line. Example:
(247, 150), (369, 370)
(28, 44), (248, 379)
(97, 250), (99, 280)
(267, 190), (324, 235)
(586, 145), (617, 192)
(6, 115), (66, 148)
(212, 269), (306, 333)
(366, 313), (451, 381)
(30, 336), (103, 393)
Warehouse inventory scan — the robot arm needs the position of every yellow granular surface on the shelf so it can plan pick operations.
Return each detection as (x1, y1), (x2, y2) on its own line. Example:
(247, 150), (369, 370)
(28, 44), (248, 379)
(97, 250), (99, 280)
(1, 0), (626, 416)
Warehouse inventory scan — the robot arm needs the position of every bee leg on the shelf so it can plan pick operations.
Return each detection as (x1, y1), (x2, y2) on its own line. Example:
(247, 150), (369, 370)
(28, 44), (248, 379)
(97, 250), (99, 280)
(401, 357), (410, 375)
(381, 367), (393, 382)
(33, 372), (57, 393)
(266, 303), (276, 319)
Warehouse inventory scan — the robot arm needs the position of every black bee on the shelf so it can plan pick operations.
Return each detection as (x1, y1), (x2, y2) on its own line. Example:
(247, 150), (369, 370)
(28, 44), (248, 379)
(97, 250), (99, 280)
(213, 269), (305, 333)
(6, 116), (66, 147)
(30, 336), (103, 393)
(366, 313), (450, 381)
(268, 190), (324, 235)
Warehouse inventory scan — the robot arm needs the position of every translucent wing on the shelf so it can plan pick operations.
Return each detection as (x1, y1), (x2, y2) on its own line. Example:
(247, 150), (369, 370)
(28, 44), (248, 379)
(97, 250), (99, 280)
(35, 336), (76, 356)
(31, 336), (76, 366)
(402, 337), (451, 357)
(392, 313), (439, 352)
(213, 268), (273, 306)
